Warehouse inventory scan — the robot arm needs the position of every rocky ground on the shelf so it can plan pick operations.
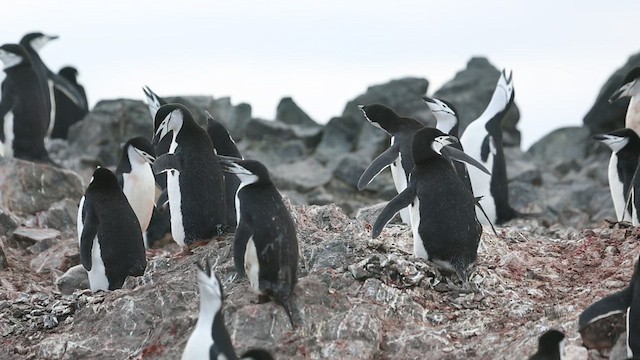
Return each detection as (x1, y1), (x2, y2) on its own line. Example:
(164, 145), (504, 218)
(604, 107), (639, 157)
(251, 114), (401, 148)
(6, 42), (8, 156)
(2, 54), (640, 359)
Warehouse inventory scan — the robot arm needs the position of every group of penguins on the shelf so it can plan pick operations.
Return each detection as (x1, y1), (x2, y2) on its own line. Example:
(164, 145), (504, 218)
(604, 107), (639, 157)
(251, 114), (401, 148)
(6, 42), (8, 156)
(3, 32), (640, 360)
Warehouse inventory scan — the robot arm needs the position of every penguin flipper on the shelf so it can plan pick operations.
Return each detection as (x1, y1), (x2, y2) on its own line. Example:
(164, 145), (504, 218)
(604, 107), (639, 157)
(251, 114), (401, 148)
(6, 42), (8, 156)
(79, 206), (99, 271)
(579, 286), (632, 329)
(156, 189), (169, 209)
(372, 182), (416, 238)
(234, 221), (253, 276)
(51, 73), (87, 109)
(358, 144), (400, 191)
(152, 153), (182, 174)
(441, 145), (491, 176)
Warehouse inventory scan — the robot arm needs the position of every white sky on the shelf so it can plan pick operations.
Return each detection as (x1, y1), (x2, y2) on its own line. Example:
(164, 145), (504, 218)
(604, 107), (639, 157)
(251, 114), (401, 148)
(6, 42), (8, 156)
(3, 1), (640, 149)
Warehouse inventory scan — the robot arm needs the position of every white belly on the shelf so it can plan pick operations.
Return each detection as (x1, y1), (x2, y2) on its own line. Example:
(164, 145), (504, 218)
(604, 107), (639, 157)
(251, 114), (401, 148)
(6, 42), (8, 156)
(410, 198), (428, 260)
(122, 165), (156, 233)
(2, 110), (14, 158)
(609, 153), (631, 222)
(77, 196), (85, 246)
(389, 139), (411, 225)
(461, 128), (495, 225)
(167, 171), (185, 246)
(182, 328), (213, 360)
(47, 79), (56, 138)
(87, 237), (109, 292)
(244, 236), (260, 293)
(627, 306), (633, 358)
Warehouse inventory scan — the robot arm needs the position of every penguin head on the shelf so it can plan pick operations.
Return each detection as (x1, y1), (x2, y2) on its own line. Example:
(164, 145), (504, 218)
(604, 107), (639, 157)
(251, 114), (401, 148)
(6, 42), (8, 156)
(534, 329), (565, 358)
(59, 66), (79, 83)
(0, 44), (28, 70)
(422, 96), (459, 133)
(153, 103), (190, 146)
(87, 167), (119, 191)
(219, 157), (270, 186)
(123, 137), (156, 165)
(241, 349), (275, 360)
(592, 128), (640, 152)
(195, 259), (224, 313)
(358, 104), (401, 134)
(610, 67), (640, 103)
(20, 32), (58, 51)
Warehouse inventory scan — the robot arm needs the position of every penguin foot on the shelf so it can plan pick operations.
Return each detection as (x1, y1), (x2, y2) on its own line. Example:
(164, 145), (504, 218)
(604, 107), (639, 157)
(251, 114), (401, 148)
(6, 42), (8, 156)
(604, 219), (633, 228)
(253, 294), (271, 304)
(172, 246), (193, 257)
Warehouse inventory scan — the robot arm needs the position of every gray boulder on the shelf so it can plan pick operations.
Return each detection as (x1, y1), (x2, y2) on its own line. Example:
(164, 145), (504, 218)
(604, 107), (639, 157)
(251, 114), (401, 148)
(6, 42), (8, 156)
(271, 158), (333, 193)
(314, 116), (361, 163)
(433, 57), (521, 146)
(527, 127), (593, 166)
(207, 97), (252, 141)
(583, 51), (640, 134)
(276, 97), (319, 128)
(56, 264), (89, 295)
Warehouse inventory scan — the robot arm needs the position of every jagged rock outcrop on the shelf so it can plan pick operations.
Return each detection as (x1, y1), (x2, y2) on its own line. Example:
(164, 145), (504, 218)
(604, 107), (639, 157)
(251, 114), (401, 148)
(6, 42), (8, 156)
(433, 57), (521, 147)
(276, 97), (319, 128)
(583, 51), (640, 134)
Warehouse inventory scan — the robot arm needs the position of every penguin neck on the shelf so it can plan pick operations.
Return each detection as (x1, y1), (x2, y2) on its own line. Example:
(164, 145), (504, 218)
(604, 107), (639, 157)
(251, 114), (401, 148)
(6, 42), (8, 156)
(194, 293), (219, 333)
(435, 118), (459, 137)
(625, 95), (640, 133)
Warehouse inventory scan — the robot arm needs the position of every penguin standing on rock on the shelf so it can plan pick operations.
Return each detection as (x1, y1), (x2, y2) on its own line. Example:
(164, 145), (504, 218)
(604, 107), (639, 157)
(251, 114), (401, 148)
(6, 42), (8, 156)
(219, 157), (299, 325)
(77, 167), (146, 291)
(152, 103), (226, 253)
(610, 67), (640, 135)
(460, 69), (518, 225)
(356, 104), (424, 225)
(0, 44), (52, 164)
(528, 330), (565, 360)
(592, 128), (640, 224)
(115, 137), (157, 248)
(372, 127), (491, 282)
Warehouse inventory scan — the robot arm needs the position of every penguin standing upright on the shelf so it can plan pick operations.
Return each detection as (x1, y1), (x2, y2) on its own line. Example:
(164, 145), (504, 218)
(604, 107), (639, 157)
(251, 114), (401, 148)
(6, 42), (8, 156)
(152, 104), (226, 252)
(460, 69), (517, 225)
(422, 96), (473, 191)
(19, 32), (86, 138)
(528, 330), (565, 360)
(219, 157), (299, 325)
(51, 66), (88, 139)
(579, 255), (640, 358)
(592, 129), (640, 224)
(356, 104), (424, 225)
(610, 67), (640, 135)
(0, 44), (52, 164)
(115, 137), (157, 248)
(77, 167), (146, 291)
(206, 111), (243, 227)
(372, 127), (491, 282)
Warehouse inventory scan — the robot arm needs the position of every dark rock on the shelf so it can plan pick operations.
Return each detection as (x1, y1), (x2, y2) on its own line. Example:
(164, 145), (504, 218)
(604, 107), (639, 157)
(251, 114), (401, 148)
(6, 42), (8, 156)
(244, 118), (322, 148)
(12, 227), (60, 251)
(314, 116), (361, 163)
(271, 158), (333, 192)
(242, 140), (309, 167)
(56, 264), (89, 295)
(36, 199), (78, 234)
(527, 127), (592, 165)
(208, 97), (252, 141)
(433, 57), (521, 146)
(583, 51), (640, 134)
(30, 239), (79, 274)
(0, 208), (19, 236)
(505, 148), (541, 183)
(67, 99), (152, 167)
(276, 97), (319, 128)
(0, 158), (83, 217)
(0, 240), (6, 270)
(355, 202), (402, 225)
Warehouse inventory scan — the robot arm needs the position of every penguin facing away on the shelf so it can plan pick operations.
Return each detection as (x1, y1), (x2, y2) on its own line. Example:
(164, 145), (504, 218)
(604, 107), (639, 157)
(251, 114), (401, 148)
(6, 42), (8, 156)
(51, 66), (88, 139)
(0, 44), (53, 164)
(460, 69), (517, 225)
(592, 128), (640, 224)
(357, 104), (424, 225)
(579, 255), (640, 358)
(610, 67), (640, 135)
(219, 157), (299, 325)
(372, 127), (491, 282)
(77, 167), (146, 291)
(152, 103), (227, 251)
(115, 137), (157, 248)
(528, 330), (565, 360)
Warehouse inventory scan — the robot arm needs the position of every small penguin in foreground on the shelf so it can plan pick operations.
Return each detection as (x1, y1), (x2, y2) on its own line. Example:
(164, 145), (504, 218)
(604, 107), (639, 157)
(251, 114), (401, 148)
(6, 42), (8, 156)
(219, 157), (299, 325)
(460, 69), (518, 225)
(51, 66), (88, 139)
(579, 255), (640, 358)
(372, 127), (491, 282)
(592, 128), (640, 224)
(528, 330), (565, 360)
(77, 167), (146, 291)
(182, 261), (275, 360)
(357, 104), (424, 225)
(0, 44), (52, 164)
(152, 104), (227, 253)
(115, 137), (157, 248)
(610, 67), (640, 135)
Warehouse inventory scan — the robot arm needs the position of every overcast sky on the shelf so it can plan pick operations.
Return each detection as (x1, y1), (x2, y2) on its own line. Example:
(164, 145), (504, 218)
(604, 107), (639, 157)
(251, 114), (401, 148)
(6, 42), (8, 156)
(3, 1), (639, 149)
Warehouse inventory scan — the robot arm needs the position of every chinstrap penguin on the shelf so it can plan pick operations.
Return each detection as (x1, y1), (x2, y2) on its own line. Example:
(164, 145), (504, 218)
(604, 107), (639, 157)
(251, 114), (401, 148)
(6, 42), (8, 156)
(372, 127), (490, 282)
(115, 137), (157, 248)
(219, 157), (299, 326)
(152, 103), (227, 253)
(51, 66), (88, 139)
(610, 67), (640, 135)
(77, 167), (146, 291)
(357, 104), (424, 225)
(0, 43), (53, 164)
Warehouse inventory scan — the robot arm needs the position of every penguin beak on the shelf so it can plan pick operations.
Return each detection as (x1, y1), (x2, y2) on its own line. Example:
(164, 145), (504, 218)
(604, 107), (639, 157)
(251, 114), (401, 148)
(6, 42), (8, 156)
(609, 81), (633, 103)
(48, 35), (59, 41)
(422, 96), (436, 104)
(440, 146), (491, 176)
(591, 134), (608, 141)
(152, 114), (171, 146)
(218, 156), (242, 174)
